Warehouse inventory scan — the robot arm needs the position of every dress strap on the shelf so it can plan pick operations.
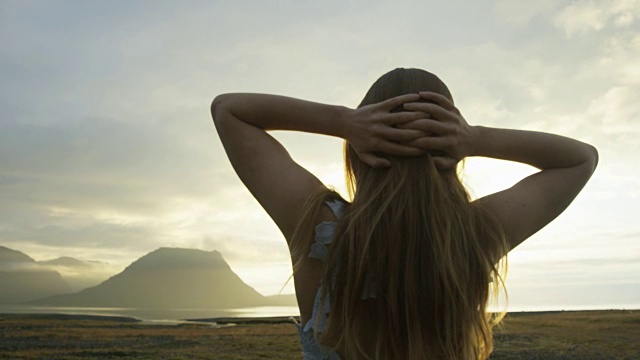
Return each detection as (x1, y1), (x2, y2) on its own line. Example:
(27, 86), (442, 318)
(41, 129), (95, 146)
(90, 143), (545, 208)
(325, 199), (345, 218)
(308, 200), (345, 262)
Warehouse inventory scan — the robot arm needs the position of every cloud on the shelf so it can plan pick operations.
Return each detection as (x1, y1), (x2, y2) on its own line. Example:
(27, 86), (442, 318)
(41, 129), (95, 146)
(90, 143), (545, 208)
(588, 86), (640, 136)
(597, 31), (640, 85)
(553, 0), (640, 38)
(0, 113), (229, 208)
(494, 0), (563, 27)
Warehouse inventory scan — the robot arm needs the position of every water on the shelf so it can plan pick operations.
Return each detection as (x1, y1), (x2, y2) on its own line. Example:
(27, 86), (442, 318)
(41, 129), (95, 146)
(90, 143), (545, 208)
(1, 303), (638, 323)
(0, 305), (301, 322)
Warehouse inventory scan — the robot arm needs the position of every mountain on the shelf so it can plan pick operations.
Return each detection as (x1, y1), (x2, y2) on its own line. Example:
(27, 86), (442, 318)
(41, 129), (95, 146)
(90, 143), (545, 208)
(39, 256), (91, 268)
(0, 246), (73, 304)
(31, 247), (267, 309)
(0, 245), (36, 264)
(38, 257), (112, 292)
(265, 293), (298, 306)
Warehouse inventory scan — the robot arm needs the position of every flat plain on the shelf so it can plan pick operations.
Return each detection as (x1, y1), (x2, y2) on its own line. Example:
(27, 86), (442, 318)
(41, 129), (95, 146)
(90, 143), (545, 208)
(0, 310), (638, 359)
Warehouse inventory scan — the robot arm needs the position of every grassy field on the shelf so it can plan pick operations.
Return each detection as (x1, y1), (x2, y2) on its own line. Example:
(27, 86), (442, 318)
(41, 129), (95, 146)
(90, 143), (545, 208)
(0, 310), (638, 359)
(491, 310), (640, 360)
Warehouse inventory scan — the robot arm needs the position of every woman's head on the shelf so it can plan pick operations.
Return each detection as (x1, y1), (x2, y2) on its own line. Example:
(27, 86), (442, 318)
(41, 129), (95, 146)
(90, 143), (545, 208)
(360, 68), (453, 107)
(345, 68), (457, 200)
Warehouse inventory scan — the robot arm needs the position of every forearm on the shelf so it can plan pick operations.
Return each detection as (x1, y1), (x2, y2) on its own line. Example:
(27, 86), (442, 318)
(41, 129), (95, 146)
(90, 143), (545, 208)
(468, 126), (599, 170)
(211, 93), (348, 137)
(212, 92), (426, 169)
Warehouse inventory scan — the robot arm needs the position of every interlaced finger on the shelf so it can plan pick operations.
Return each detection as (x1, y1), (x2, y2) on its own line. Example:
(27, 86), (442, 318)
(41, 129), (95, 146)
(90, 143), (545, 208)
(377, 140), (425, 157)
(405, 136), (451, 151)
(433, 156), (458, 170)
(402, 102), (459, 123)
(380, 127), (426, 142)
(359, 152), (391, 168)
(378, 93), (420, 111)
(396, 119), (452, 135)
(384, 110), (428, 125)
(418, 92), (460, 114)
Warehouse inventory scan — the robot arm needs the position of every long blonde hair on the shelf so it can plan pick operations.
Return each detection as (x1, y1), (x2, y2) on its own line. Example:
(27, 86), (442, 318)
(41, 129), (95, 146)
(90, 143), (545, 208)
(292, 68), (508, 359)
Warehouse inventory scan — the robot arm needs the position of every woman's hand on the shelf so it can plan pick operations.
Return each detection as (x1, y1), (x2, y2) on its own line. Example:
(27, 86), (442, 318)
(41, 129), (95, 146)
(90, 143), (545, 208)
(343, 93), (430, 168)
(399, 92), (474, 170)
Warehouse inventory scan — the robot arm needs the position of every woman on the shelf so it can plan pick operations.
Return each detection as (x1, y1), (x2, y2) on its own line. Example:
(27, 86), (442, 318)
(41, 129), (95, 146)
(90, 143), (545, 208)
(210, 68), (598, 359)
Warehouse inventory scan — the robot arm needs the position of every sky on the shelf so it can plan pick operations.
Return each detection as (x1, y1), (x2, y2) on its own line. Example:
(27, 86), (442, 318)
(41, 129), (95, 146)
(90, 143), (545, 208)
(0, 0), (638, 311)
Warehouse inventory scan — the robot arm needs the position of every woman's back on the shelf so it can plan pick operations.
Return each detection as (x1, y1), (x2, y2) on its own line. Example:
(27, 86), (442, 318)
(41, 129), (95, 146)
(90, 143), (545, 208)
(211, 68), (598, 359)
(293, 164), (507, 358)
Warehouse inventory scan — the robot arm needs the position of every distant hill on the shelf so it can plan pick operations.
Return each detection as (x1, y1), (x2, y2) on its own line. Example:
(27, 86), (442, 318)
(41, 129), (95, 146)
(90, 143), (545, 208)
(31, 248), (271, 309)
(37, 256), (112, 292)
(0, 245), (38, 265)
(0, 246), (73, 304)
(265, 294), (298, 306)
(39, 256), (91, 268)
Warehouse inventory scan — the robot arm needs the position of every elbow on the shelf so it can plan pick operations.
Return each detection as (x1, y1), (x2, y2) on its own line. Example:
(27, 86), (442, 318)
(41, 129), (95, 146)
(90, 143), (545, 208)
(210, 95), (225, 121)
(210, 94), (232, 123)
(576, 144), (599, 181)
(587, 144), (599, 174)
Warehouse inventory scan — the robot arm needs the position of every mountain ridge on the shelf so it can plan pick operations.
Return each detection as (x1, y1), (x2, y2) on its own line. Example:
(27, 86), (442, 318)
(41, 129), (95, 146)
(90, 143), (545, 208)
(1, 245), (297, 309)
(0, 247), (72, 303)
(30, 247), (285, 309)
(0, 245), (36, 264)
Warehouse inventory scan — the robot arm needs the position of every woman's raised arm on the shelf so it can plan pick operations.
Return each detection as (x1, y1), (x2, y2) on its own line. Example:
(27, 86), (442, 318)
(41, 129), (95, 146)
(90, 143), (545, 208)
(400, 92), (598, 250)
(211, 93), (427, 242)
(468, 125), (598, 250)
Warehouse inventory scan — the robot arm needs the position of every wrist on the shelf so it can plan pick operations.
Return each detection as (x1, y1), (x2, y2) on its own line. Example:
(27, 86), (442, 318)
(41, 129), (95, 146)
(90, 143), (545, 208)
(466, 125), (486, 157)
(336, 105), (354, 141)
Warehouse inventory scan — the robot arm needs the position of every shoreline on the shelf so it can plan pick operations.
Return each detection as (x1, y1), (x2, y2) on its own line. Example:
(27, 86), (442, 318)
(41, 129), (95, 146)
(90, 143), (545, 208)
(0, 308), (636, 324)
(0, 312), (141, 323)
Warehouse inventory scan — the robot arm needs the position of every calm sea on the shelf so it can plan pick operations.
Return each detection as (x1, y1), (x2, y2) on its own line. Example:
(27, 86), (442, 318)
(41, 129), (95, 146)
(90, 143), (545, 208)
(1, 303), (638, 323)
(0, 305), (301, 322)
